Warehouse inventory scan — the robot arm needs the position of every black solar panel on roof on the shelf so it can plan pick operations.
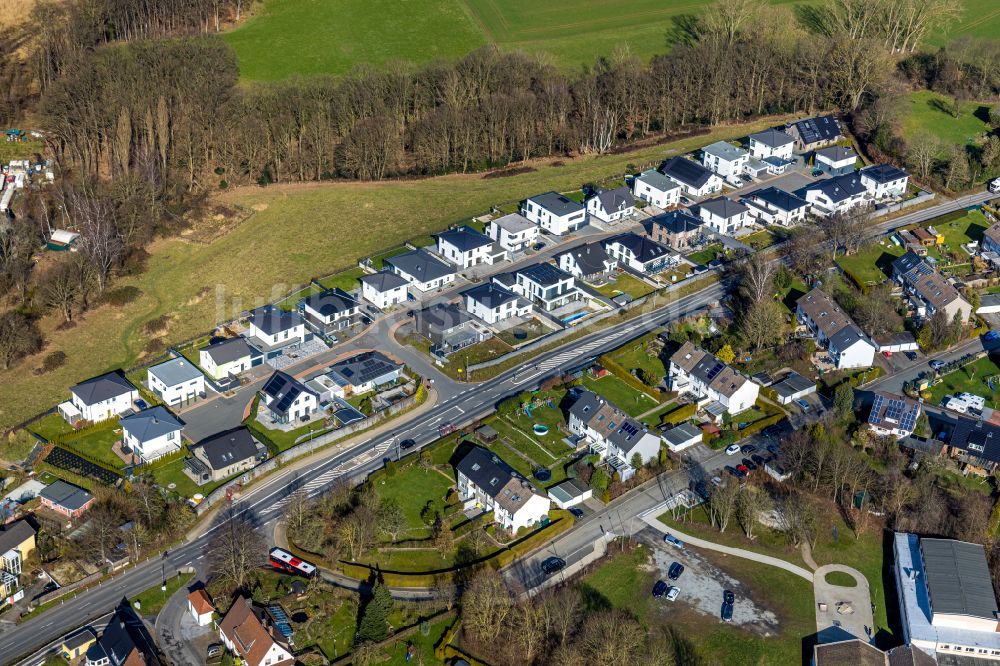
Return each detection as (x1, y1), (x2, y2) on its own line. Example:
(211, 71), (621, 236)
(870, 394), (885, 424)
(268, 606), (294, 639)
(706, 362), (725, 380)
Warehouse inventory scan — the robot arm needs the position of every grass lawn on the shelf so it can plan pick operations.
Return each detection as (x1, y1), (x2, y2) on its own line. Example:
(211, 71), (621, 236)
(592, 273), (654, 300)
(0, 139), (45, 163)
(381, 615), (453, 664)
(657, 263), (694, 284)
(443, 337), (514, 372)
(130, 572), (194, 616)
(312, 597), (359, 660)
(250, 419), (334, 453)
(779, 276), (810, 315)
(369, 247), (410, 270)
(371, 463), (455, 533)
(639, 401), (678, 427)
(58, 424), (127, 470)
(609, 339), (666, 379)
(743, 228), (780, 250)
(0, 118), (781, 432)
(836, 241), (905, 287)
(927, 355), (1000, 409)
(149, 457), (230, 498)
(29, 413), (75, 442)
(928, 209), (990, 248)
(688, 244), (724, 265)
(582, 374), (658, 417)
(900, 90), (994, 149)
(496, 318), (550, 347)
(316, 267), (367, 292)
(276, 284), (321, 311)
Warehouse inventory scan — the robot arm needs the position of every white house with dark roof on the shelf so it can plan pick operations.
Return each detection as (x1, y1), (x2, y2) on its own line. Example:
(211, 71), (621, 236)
(743, 187), (810, 226)
(384, 248), (456, 292)
(668, 342), (760, 416)
(147, 357), (205, 407)
(585, 186), (635, 223)
(701, 141), (749, 179)
(199, 337), (259, 381)
(696, 197), (751, 235)
(435, 226), (505, 269)
(61, 372), (138, 424)
(796, 288), (876, 369)
(259, 371), (318, 424)
(323, 351), (402, 398)
(860, 164), (909, 200)
(186, 428), (261, 485)
(568, 389), (663, 480)
(360, 271), (409, 310)
(485, 213), (538, 254)
(520, 191), (586, 235)
(796, 174), (868, 217)
(660, 157), (722, 198)
(502, 263), (582, 311)
(814, 145), (857, 176)
(302, 288), (360, 333)
(455, 446), (550, 530)
(246, 306), (306, 349)
(463, 282), (531, 325)
(601, 232), (676, 274)
(631, 169), (680, 209)
(892, 251), (973, 324)
(747, 129), (795, 161)
(868, 391), (921, 438)
(786, 115), (842, 151)
(120, 406), (184, 463)
(555, 242), (617, 282)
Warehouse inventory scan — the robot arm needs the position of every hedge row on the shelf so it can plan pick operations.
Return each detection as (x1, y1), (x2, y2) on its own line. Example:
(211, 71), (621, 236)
(661, 403), (696, 425)
(596, 354), (662, 401)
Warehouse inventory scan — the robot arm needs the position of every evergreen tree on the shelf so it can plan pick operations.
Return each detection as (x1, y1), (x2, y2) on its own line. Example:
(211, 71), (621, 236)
(358, 578), (393, 643)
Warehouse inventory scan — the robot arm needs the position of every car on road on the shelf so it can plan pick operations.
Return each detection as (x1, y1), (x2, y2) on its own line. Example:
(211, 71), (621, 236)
(439, 422), (456, 436)
(721, 602), (734, 622)
(668, 562), (684, 580)
(665, 586), (680, 601)
(652, 580), (668, 598)
(541, 556), (566, 575)
(736, 464), (750, 476)
(740, 444), (757, 454)
(725, 444), (741, 455)
(930, 359), (946, 371)
(399, 438), (416, 450)
(569, 507), (584, 518)
(664, 533), (684, 548)
(741, 458), (757, 471)
(985, 331), (999, 342)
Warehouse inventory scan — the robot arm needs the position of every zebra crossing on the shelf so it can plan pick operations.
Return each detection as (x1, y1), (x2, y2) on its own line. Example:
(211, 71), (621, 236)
(533, 324), (643, 373)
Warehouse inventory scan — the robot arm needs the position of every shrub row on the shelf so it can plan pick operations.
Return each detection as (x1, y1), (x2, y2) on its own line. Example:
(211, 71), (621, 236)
(596, 354), (662, 401)
(660, 402), (696, 425)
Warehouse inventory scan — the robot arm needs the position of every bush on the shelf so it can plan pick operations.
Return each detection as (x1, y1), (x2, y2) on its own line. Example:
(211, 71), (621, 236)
(597, 354), (661, 401)
(661, 403), (696, 425)
(143, 314), (170, 335)
(102, 286), (142, 306)
(41, 351), (67, 373)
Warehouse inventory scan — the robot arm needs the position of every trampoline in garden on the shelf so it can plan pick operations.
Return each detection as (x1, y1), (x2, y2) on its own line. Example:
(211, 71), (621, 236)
(534, 468), (551, 482)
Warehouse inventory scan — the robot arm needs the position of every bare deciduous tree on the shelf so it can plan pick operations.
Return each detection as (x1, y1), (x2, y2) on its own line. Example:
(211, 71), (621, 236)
(208, 508), (265, 591)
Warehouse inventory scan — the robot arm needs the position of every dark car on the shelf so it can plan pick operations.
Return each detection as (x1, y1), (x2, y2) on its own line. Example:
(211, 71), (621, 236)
(904, 351), (918, 361)
(134, 399), (148, 411)
(569, 507), (584, 518)
(541, 556), (566, 575)
(736, 464), (750, 476)
(724, 465), (740, 478)
(762, 425), (782, 438)
(741, 458), (758, 471)
(533, 242), (545, 251)
(652, 580), (669, 598)
(766, 443), (780, 455)
(740, 444), (757, 454)
(693, 481), (711, 500)
(721, 602), (734, 622)
(399, 438), (416, 450)
(723, 590), (735, 605)
(751, 454), (765, 466)
(668, 562), (685, 580)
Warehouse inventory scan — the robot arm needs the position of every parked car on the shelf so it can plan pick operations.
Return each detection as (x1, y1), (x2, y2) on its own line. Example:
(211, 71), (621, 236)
(740, 444), (757, 454)
(751, 454), (765, 466)
(741, 458), (758, 471)
(766, 443), (780, 455)
(725, 465), (739, 478)
(762, 425), (782, 438)
(207, 644), (223, 658)
(904, 351), (918, 361)
(652, 580), (668, 598)
(736, 464), (750, 476)
(930, 359), (946, 371)
(541, 556), (566, 575)
(711, 475), (723, 487)
(725, 444), (741, 455)
(668, 562), (685, 580)
(721, 602), (734, 622)
(664, 533), (684, 548)
(569, 507), (584, 518)
(665, 586), (680, 601)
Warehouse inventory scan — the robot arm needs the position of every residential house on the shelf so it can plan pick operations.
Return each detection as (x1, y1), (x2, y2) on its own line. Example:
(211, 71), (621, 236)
(384, 248), (456, 292)
(868, 391), (921, 439)
(520, 191), (587, 235)
(892, 251), (973, 323)
(743, 187), (810, 226)
(324, 351), (402, 397)
(695, 197), (751, 235)
(302, 288), (361, 333)
(39, 479), (94, 519)
(796, 288), (877, 369)
(555, 242), (617, 282)
(360, 271), (409, 310)
(0, 520), (36, 606)
(84, 604), (162, 666)
(795, 174), (868, 217)
(567, 390), (663, 481)
(199, 338), (260, 381)
(246, 306), (307, 350)
(701, 141), (749, 179)
(186, 428), (262, 485)
(661, 422), (703, 453)
(660, 157), (722, 198)
(747, 129), (795, 161)
(631, 169), (680, 209)
(601, 233), (676, 274)
(147, 357), (205, 406)
(120, 406), (184, 463)
(585, 186), (635, 223)
(503, 263), (582, 312)
(218, 596), (295, 666)
(59, 630), (97, 662)
(414, 302), (490, 352)
(983, 222), (1000, 256)
(61, 371), (138, 425)
(645, 210), (705, 250)
(668, 342), (760, 417)
(814, 145), (857, 176)
(860, 163), (910, 200)
(259, 371), (319, 424)
(944, 416), (1000, 476)
(771, 372), (816, 406)
(463, 282), (532, 325)
(786, 115), (842, 151)
(454, 446), (550, 531)
(435, 225), (506, 268)
(187, 589), (215, 627)
(485, 213), (539, 254)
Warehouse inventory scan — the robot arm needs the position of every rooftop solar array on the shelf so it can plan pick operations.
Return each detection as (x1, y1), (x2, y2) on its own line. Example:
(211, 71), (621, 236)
(267, 606), (294, 639)
(706, 362), (725, 381)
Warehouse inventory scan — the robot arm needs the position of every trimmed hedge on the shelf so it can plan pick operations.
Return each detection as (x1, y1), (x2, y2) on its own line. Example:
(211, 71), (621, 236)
(661, 403), (696, 425)
(597, 354), (662, 401)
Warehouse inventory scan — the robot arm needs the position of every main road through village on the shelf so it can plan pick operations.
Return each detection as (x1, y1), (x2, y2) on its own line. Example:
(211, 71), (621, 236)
(2, 189), (994, 662)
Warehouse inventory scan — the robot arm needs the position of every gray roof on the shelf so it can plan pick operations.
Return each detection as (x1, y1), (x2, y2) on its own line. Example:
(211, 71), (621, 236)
(771, 372), (815, 398)
(416, 302), (472, 333)
(436, 225), (494, 252)
(702, 141), (747, 162)
(526, 191), (584, 217)
(148, 357), (203, 388)
(119, 406), (183, 443)
(790, 115), (841, 144)
(801, 173), (867, 203)
(749, 128), (794, 149)
(815, 145), (857, 163)
(662, 422), (702, 447)
(490, 213), (534, 233)
(569, 389), (655, 455)
(829, 324), (868, 351)
(588, 186), (634, 214)
(464, 282), (518, 309)
(360, 270), (409, 292)
(302, 288), (359, 317)
(697, 196), (749, 219)
(748, 186), (810, 212)
(385, 248), (455, 283)
(920, 537), (998, 620)
(202, 337), (256, 366)
(70, 372), (136, 406)
(39, 479), (93, 511)
(261, 371), (317, 419)
(556, 242), (612, 277)
(328, 351), (401, 387)
(603, 232), (672, 264)
(455, 445), (545, 514)
(249, 305), (303, 336)
(634, 169), (678, 192)
(0, 520), (35, 555)
(661, 156), (714, 189)
(861, 163), (909, 184)
(195, 428), (259, 471)
(518, 262), (573, 287)
(648, 210), (704, 235)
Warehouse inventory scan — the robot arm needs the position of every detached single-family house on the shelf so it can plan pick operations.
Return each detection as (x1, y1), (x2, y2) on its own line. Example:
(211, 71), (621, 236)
(868, 391), (921, 439)
(747, 129), (795, 161)
(743, 187), (810, 226)
(147, 357), (205, 407)
(796, 288), (876, 369)
(660, 157), (722, 198)
(463, 282), (531, 325)
(661, 422), (703, 453)
(199, 337), (260, 381)
(415, 303), (490, 352)
(186, 428), (262, 485)
(61, 372), (138, 425)
(556, 242), (617, 283)
(360, 271), (409, 311)
(795, 174), (868, 217)
(120, 406), (184, 463)
(84, 605), (162, 666)
(325, 351), (402, 397)
(485, 213), (539, 254)
(892, 251), (973, 324)
(0, 520), (36, 605)
(786, 115), (842, 152)
(302, 288), (361, 333)
(218, 596), (294, 666)
(695, 197), (751, 235)
(39, 480), (94, 519)
(385, 248), (456, 292)
(668, 341), (760, 417)
(585, 186), (635, 223)
(187, 589), (215, 627)
(645, 210), (705, 250)
(259, 371), (319, 424)
(435, 226), (506, 269)
(631, 169), (680, 209)
(568, 389), (663, 481)
(246, 306), (306, 349)
(860, 164), (909, 200)
(701, 141), (749, 179)
(504, 263), (582, 312)
(982, 222), (1000, 256)
(814, 145), (857, 176)
(945, 417), (1000, 475)
(521, 191), (587, 235)
(602, 233), (676, 274)
(455, 446), (550, 531)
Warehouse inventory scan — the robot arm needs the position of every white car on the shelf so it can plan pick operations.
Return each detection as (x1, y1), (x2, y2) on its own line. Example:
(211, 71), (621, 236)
(725, 444), (741, 455)
(666, 586), (680, 601)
